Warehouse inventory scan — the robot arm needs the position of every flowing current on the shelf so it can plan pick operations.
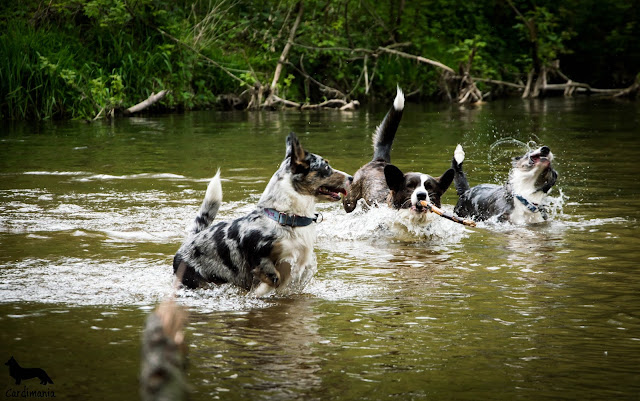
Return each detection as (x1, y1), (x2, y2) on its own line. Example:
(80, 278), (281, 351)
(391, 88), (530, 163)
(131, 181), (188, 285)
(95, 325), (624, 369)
(1, 99), (639, 400)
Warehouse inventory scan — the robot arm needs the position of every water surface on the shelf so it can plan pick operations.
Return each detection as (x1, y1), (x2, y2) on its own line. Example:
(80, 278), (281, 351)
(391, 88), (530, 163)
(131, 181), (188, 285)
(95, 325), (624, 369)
(1, 99), (639, 400)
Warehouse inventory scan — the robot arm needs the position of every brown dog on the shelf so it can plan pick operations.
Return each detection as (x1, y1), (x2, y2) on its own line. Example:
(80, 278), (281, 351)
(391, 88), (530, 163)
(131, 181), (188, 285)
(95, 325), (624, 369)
(342, 87), (454, 217)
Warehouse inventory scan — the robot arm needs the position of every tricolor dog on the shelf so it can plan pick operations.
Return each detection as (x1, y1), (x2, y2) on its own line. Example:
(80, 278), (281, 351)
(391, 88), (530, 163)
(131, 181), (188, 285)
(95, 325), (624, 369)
(451, 144), (558, 224)
(173, 133), (351, 296)
(342, 87), (455, 220)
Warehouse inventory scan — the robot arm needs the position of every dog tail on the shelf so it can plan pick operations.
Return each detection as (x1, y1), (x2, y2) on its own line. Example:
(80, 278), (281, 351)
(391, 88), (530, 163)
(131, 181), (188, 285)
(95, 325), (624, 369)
(452, 144), (470, 196)
(372, 86), (404, 163)
(192, 170), (222, 234)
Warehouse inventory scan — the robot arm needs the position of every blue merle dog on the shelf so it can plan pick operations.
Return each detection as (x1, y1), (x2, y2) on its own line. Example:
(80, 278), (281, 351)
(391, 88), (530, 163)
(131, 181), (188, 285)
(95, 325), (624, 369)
(173, 133), (352, 296)
(451, 144), (558, 224)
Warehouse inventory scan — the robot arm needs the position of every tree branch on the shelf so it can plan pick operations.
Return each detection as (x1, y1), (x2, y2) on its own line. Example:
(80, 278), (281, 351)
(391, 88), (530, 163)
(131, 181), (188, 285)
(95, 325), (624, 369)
(125, 90), (169, 114)
(377, 46), (455, 74)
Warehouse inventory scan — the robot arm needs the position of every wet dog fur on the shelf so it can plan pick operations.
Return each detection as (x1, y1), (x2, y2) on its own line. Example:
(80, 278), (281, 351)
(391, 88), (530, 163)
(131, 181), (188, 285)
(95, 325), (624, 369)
(342, 87), (455, 219)
(451, 144), (558, 224)
(173, 133), (351, 296)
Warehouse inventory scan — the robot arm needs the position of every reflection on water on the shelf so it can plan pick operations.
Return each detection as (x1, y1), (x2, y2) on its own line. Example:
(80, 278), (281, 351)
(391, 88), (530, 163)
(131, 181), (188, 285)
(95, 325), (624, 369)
(1, 98), (640, 400)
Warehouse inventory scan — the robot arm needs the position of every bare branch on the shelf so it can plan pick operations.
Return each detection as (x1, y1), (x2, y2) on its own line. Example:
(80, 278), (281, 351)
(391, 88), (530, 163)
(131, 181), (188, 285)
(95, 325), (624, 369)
(125, 90), (169, 114)
(377, 46), (455, 74)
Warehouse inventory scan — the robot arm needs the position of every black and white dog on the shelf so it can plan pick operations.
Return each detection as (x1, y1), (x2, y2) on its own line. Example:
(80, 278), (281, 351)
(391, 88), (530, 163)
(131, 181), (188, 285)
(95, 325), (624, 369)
(451, 144), (558, 224)
(173, 133), (352, 296)
(342, 87), (455, 220)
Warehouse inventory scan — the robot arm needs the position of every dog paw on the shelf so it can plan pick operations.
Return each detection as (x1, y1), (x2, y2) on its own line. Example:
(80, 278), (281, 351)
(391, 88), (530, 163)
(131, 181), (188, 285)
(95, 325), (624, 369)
(253, 267), (281, 288)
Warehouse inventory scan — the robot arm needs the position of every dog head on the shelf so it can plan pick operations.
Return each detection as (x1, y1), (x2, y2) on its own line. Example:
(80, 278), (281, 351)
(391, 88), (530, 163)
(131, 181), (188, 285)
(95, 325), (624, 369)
(511, 146), (557, 193)
(5, 356), (16, 366)
(384, 164), (455, 211)
(284, 132), (352, 202)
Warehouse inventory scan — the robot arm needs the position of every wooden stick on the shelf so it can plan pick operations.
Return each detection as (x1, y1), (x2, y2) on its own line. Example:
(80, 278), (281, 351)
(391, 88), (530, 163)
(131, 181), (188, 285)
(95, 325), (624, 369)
(419, 200), (476, 227)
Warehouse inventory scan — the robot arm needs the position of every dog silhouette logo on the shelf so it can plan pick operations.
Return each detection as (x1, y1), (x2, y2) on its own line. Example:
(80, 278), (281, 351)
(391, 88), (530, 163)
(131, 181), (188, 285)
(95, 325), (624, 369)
(4, 357), (53, 385)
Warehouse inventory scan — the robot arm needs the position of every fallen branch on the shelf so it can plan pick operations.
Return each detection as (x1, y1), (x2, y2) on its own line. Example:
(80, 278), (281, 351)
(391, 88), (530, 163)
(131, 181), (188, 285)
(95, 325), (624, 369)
(340, 100), (360, 110)
(471, 77), (525, 90)
(268, 94), (360, 110)
(301, 99), (350, 109)
(613, 77), (640, 98)
(125, 90), (169, 115)
(268, 94), (302, 108)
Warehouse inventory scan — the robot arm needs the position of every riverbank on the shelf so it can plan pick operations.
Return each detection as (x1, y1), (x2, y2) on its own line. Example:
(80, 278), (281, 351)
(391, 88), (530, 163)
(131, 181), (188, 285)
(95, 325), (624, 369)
(1, 1), (638, 121)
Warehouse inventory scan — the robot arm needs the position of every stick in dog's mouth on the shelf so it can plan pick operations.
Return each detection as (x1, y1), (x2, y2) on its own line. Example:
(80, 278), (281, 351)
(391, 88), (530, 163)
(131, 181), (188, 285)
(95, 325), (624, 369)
(411, 198), (433, 213)
(418, 200), (477, 227)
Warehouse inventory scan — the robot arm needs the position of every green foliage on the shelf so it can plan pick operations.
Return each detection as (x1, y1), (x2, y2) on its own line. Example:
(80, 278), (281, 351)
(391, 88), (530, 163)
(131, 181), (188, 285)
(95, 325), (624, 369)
(513, 6), (575, 66)
(0, 0), (638, 119)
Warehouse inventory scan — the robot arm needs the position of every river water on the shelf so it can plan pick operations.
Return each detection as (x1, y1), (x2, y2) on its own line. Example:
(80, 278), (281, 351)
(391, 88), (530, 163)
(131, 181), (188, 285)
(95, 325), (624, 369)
(1, 98), (639, 400)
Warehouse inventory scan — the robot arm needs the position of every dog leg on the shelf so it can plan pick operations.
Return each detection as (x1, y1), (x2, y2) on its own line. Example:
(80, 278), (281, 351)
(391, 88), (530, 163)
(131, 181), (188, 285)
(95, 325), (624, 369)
(275, 260), (292, 288)
(252, 258), (281, 296)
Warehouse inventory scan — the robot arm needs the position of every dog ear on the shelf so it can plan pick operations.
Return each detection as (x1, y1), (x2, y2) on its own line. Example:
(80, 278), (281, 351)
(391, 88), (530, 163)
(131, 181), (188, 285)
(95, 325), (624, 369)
(384, 164), (405, 192)
(286, 132), (309, 174)
(436, 168), (455, 193)
(540, 169), (558, 193)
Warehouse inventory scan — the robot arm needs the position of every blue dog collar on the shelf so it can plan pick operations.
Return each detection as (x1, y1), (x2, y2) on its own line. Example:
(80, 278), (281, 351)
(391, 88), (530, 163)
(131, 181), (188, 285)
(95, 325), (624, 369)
(514, 194), (548, 219)
(263, 208), (320, 227)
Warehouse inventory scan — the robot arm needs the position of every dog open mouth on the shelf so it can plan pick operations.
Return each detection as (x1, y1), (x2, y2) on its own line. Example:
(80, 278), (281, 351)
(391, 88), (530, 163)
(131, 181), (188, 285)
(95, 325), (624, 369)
(529, 154), (552, 167)
(528, 146), (552, 166)
(318, 186), (347, 201)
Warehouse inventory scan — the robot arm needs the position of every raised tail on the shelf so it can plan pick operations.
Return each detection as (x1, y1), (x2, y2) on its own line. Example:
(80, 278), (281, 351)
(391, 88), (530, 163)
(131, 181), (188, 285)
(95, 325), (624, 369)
(191, 170), (222, 234)
(452, 144), (470, 196)
(372, 86), (404, 163)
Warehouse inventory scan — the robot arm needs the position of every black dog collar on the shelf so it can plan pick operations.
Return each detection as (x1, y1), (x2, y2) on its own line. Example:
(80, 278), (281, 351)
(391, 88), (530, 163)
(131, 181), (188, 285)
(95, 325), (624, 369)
(263, 208), (320, 227)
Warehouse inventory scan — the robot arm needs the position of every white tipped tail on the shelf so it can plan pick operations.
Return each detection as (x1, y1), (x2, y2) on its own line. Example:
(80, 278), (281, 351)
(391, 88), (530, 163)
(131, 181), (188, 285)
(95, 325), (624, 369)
(394, 86), (405, 111)
(191, 169), (223, 234)
(454, 144), (465, 164)
(203, 169), (222, 205)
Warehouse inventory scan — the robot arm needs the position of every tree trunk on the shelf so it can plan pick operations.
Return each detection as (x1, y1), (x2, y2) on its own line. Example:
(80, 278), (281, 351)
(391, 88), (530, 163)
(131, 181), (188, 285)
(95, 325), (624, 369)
(262, 1), (304, 108)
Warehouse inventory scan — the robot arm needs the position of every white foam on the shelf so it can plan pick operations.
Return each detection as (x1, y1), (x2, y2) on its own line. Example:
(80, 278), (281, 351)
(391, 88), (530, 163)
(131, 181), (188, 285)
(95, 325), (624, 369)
(316, 201), (470, 244)
(24, 171), (90, 176)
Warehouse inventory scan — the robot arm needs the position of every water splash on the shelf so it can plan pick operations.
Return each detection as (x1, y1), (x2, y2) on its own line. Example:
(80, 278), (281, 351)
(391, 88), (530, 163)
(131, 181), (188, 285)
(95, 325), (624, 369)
(316, 201), (471, 244)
